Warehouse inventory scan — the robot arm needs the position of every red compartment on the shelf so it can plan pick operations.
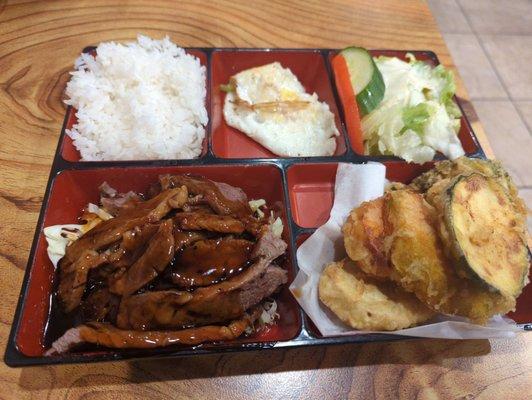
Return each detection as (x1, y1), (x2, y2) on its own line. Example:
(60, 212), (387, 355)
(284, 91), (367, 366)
(211, 50), (347, 158)
(290, 162), (530, 325)
(287, 164), (336, 228)
(16, 163), (300, 357)
(60, 49), (209, 162)
(508, 270), (532, 324)
(286, 161), (434, 228)
(328, 50), (479, 157)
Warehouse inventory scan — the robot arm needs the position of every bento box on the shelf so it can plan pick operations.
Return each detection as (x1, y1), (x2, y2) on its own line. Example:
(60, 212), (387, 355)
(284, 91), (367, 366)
(5, 47), (529, 367)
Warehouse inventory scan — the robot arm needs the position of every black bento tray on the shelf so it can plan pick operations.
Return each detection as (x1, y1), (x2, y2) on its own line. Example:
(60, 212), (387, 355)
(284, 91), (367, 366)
(5, 47), (496, 367)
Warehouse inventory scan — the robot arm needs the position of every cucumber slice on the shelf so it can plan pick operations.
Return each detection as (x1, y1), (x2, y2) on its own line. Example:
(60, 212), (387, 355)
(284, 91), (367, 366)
(339, 47), (385, 115)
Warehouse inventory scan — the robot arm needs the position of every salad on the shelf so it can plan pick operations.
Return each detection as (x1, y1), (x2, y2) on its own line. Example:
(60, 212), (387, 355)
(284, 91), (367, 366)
(333, 48), (464, 163)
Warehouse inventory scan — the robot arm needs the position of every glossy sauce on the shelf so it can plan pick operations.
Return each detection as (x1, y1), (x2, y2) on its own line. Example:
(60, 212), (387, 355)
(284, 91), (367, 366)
(174, 230), (206, 251)
(171, 238), (253, 287)
(78, 311), (255, 348)
(160, 174), (252, 217)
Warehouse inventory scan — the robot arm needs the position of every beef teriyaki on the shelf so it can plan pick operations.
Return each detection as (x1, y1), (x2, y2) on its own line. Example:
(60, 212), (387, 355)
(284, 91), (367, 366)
(47, 174), (288, 354)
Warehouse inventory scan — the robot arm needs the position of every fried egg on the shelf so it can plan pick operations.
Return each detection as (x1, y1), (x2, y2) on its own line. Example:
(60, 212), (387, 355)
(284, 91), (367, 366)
(223, 62), (339, 157)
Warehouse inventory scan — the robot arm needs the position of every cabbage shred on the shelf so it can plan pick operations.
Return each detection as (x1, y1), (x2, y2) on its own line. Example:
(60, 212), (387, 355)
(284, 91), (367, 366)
(362, 54), (464, 163)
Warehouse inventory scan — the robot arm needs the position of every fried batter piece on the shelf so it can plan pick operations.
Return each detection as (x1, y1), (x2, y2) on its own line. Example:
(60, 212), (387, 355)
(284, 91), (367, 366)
(383, 190), (514, 323)
(383, 190), (456, 310)
(338, 157), (528, 327)
(319, 259), (434, 330)
(342, 198), (392, 279)
(410, 157), (503, 192)
(410, 157), (526, 220)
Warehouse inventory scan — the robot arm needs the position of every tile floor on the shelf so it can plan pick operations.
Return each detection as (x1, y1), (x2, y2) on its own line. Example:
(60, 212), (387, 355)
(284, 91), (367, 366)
(428, 0), (532, 229)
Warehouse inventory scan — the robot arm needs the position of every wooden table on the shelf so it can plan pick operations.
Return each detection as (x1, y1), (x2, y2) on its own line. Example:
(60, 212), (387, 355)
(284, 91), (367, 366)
(0, 1), (529, 398)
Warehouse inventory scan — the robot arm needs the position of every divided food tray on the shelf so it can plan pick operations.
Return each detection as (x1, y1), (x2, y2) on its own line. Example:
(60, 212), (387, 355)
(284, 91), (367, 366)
(5, 48), (529, 367)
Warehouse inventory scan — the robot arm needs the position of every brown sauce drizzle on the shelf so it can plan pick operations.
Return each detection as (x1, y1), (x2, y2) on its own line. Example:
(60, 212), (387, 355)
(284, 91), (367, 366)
(171, 238), (253, 287)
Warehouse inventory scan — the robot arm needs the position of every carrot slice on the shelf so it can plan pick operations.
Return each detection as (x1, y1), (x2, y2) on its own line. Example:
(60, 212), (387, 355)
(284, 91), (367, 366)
(332, 54), (364, 154)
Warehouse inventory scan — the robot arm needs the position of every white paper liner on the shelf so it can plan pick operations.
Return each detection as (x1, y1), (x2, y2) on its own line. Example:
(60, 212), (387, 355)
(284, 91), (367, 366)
(289, 162), (520, 339)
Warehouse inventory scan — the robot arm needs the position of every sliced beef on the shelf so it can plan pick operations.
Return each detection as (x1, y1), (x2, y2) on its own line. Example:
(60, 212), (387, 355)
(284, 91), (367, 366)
(174, 212), (245, 234)
(99, 182), (117, 198)
(57, 188), (185, 313)
(120, 224), (160, 253)
(99, 182), (143, 216)
(46, 306), (262, 354)
(182, 203), (213, 213)
(115, 186), (188, 221)
(58, 250), (107, 313)
(116, 290), (193, 329)
(62, 187), (187, 266)
(170, 238), (254, 288)
(159, 174), (263, 235)
(86, 263), (118, 284)
(252, 225), (285, 259)
(187, 194), (205, 205)
(213, 181), (248, 204)
(116, 229), (286, 330)
(159, 174), (252, 217)
(117, 264), (287, 330)
(81, 288), (120, 322)
(101, 192), (141, 216)
(173, 230), (207, 251)
(110, 219), (175, 296)
(236, 264), (286, 310)
(49, 174), (289, 354)
(106, 223), (159, 270)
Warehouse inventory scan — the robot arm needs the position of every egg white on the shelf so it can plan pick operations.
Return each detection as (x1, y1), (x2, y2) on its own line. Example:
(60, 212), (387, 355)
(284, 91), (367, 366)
(223, 62), (339, 157)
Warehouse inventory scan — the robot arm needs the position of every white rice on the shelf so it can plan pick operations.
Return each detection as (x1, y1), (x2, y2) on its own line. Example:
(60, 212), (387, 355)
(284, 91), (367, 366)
(65, 35), (208, 161)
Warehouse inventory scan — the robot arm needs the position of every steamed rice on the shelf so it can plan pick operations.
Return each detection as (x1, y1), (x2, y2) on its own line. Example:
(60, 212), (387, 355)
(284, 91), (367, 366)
(65, 35), (207, 160)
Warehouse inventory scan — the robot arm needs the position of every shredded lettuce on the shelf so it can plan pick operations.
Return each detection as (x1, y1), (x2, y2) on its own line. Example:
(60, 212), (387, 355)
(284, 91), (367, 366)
(402, 103), (433, 135)
(248, 198), (266, 218)
(44, 204), (113, 268)
(362, 54), (464, 163)
(87, 202), (113, 220)
(44, 225), (84, 267)
(259, 300), (279, 325)
(267, 211), (284, 238)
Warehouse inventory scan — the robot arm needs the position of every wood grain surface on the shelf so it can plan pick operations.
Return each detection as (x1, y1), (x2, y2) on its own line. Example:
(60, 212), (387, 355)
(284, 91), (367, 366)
(0, 0), (529, 399)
